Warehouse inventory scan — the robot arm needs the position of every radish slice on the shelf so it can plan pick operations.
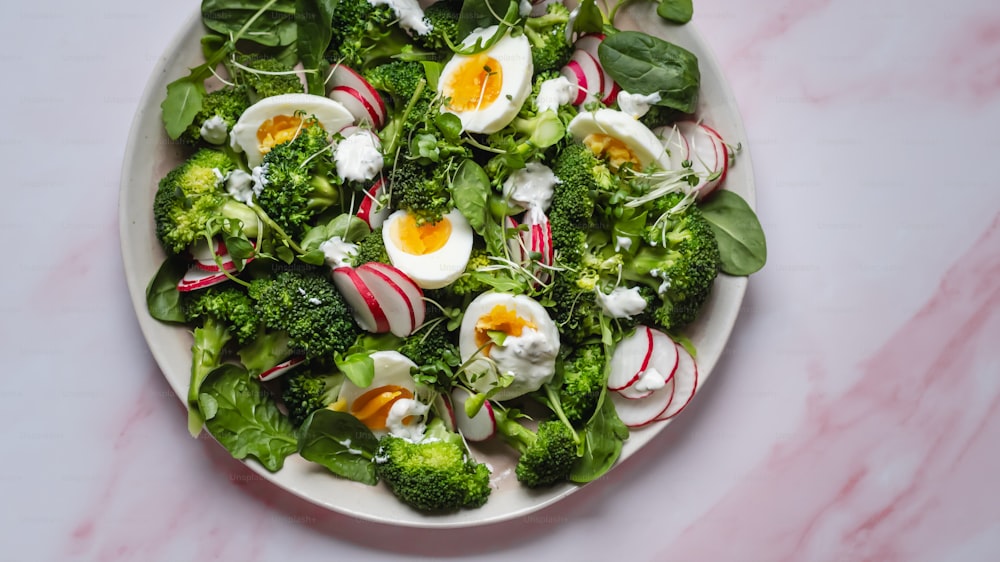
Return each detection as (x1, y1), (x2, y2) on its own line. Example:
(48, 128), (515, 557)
(573, 34), (619, 105)
(569, 50), (604, 105)
(433, 393), (457, 432)
(363, 262), (426, 331)
(699, 123), (730, 196)
(357, 177), (390, 228)
(451, 387), (496, 442)
(559, 59), (589, 106)
(193, 239), (256, 273)
(356, 264), (416, 337)
(610, 378), (675, 428)
(259, 356), (305, 382)
(327, 65), (387, 126)
(617, 328), (678, 399)
(573, 33), (606, 57)
(505, 216), (528, 264)
(654, 343), (699, 421)
(608, 326), (654, 391)
(329, 86), (383, 129)
(653, 124), (692, 171)
(191, 238), (223, 264)
(177, 268), (230, 292)
(676, 121), (726, 197)
(520, 209), (554, 283)
(331, 266), (390, 333)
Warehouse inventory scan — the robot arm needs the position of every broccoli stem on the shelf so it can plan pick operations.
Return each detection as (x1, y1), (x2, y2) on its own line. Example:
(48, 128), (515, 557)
(187, 319), (231, 436)
(383, 78), (427, 159)
(494, 410), (537, 454)
(248, 204), (307, 255)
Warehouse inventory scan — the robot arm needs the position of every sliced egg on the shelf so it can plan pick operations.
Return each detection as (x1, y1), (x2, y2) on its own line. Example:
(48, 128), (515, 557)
(335, 351), (422, 432)
(567, 108), (669, 171)
(458, 292), (560, 401)
(231, 93), (354, 167)
(382, 208), (473, 289)
(437, 26), (533, 134)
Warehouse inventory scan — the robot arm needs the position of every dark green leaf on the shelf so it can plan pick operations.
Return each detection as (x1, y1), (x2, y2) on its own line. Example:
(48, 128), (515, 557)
(275, 245), (294, 263)
(201, 0), (298, 47)
(699, 190), (767, 275)
(657, 0), (693, 24)
(200, 34), (227, 59)
(296, 0), (337, 94)
(298, 409), (379, 484)
(458, 0), (516, 39)
(298, 249), (326, 265)
(573, 0), (605, 35)
(434, 113), (463, 143)
(161, 79), (205, 140)
(570, 393), (629, 482)
(452, 159), (490, 234)
(598, 31), (700, 114)
(200, 364), (299, 472)
(146, 256), (188, 323)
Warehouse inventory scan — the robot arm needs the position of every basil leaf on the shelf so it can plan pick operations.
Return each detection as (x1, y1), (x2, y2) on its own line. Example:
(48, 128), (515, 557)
(452, 159), (490, 234)
(146, 257), (188, 323)
(298, 409), (379, 484)
(699, 190), (767, 276)
(200, 364), (299, 472)
(657, 0), (693, 24)
(296, 0), (337, 94)
(201, 0), (298, 47)
(161, 79), (205, 140)
(598, 31), (700, 114)
(570, 393), (629, 483)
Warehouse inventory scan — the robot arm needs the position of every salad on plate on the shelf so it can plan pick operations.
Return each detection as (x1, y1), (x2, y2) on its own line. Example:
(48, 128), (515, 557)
(143, 0), (766, 514)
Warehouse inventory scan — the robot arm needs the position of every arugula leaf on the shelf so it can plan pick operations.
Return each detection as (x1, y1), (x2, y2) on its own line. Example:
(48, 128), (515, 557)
(161, 80), (206, 141)
(298, 409), (379, 484)
(598, 31), (700, 114)
(296, 0), (338, 94)
(199, 364), (299, 472)
(146, 256), (188, 323)
(570, 393), (629, 483)
(657, 0), (693, 24)
(699, 190), (767, 275)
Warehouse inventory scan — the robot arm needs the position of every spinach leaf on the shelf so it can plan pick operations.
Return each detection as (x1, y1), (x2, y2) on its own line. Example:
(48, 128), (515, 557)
(598, 31), (700, 114)
(458, 0), (516, 39)
(201, 0), (298, 47)
(452, 159), (491, 235)
(296, 0), (337, 94)
(161, 80), (206, 141)
(199, 364), (299, 472)
(699, 190), (767, 276)
(573, 0), (605, 35)
(146, 256), (188, 323)
(298, 409), (379, 484)
(570, 393), (629, 483)
(657, 0), (693, 24)
(301, 213), (371, 252)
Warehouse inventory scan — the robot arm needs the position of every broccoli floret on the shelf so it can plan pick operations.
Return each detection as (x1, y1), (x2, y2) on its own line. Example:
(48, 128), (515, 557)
(281, 367), (346, 426)
(448, 248), (494, 297)
(623, 193), (720, 331)
(153, 149), (258, 254)
(351, 227), (390, 265)
(182, 286), (260, 434)
(387, 153), (453, 223)
(415, 0), (461, 52)
(375, 418), (492, 512)
(248, 268), (361, 359)
(254, 121), (340, 239)
(557, 343), (606, 425)
(363, 61), (437, 150)
(181, 86), (250, 145)
(494, 411), (578, 487)
(235, 55), (303, 101)
(524, 4), (573, 74)
(328, 0), (413, 72)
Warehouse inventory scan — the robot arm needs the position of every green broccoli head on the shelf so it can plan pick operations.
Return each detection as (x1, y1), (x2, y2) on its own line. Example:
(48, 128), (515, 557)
(387, 153), (453, 224)
(524, 3), (573, 74)
(181, 86), (250, 145)
(624, 193), (720, 331)
(328, 0), (412, 71)
(496, 412), (578, 488)
(415, 0), (461, 52)
(154, 149), (256, 254)
(281, 367), (345, 426)
(248, 268), (361, 360)
(235, 55), (303, 100)
(351, 227), (390, 265)
(447, 248), (494, 297)
(183, 285), (260, 344)
(254, 121), (340, 239)
(558, 343), (606, 425)
(375, 418), (492, 511)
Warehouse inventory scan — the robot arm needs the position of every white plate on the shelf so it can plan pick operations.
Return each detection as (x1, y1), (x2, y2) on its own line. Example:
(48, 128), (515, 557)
(119, 3), (755, 528)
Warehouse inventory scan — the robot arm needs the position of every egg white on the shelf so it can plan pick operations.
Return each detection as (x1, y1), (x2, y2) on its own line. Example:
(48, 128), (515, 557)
(337, 350), (418, 407)
(231, 93), (354, 167)
(382, 209), (473, 290)
(567, 108), (670, 171)
(437, 26), (533, 134)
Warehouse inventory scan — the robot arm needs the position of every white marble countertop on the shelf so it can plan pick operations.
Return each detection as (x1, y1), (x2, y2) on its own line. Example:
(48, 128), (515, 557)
(3, 0), (1000, 560)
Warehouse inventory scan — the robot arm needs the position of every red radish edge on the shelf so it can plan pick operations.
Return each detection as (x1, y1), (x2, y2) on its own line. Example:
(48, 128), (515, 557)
(610, 379), (676, 428)
(608, 326), (654, 391)
(177, 268), (230, 292)
(654, 343), (699, 421)
(559, 60), (588, 105)
(259, 356), (305, 381)
(331, 85), (382, 129)
(363, 262), (426, 330)
(331, 266), (390, 333)
(617, 328), (677, 400)
(329, 65), (387, 123)
(356, 265), (417, 337)
(357, 178), (388, 227)
(451, 388), (496, 442)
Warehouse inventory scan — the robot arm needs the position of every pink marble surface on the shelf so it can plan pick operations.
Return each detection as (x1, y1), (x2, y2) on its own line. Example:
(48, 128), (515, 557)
(3, 0), (999, 559)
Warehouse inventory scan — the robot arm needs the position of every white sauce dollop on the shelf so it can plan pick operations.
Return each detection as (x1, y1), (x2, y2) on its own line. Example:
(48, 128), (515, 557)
(502, 161), (560, 212)
(488, 328), (559, 395)
(633, 367), (666, 393)
(617, 90), (662, 119)
(200, 115), (229, 145)
(335, 131), (384, 182)
(320, 236), (359, 268)
(615, 235), (632, 252)
(367, 0), (430, 35)
(386, 399), (429, 441)
(536, 76), (577, 113)
(226, 169), (254, 204)
(596, 286), (648, 319)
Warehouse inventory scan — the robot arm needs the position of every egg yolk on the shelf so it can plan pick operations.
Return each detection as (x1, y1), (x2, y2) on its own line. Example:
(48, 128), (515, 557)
(474, 305), (536, 352)
(257, 114), (313, 154)
(583, 133), (642, 171)
(445, 54), (503, 112)
(349, 385), (415, 431)
(391, 214), (452, 255)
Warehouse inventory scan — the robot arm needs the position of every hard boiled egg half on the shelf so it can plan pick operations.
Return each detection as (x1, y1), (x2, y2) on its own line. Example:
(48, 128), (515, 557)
(458, 292), (560, 401)
(567, 108), (669, 172)
(333, 351), (425, 433)
(437, 26), (533, 134)
(382, 208), (473, 289)
(231, 93), (354, 167)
